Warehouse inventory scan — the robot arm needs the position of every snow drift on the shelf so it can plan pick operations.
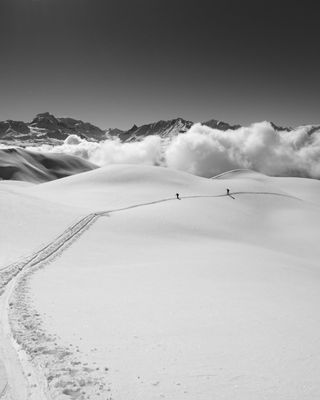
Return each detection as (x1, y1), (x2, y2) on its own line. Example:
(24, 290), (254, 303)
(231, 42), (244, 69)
(27, 121), (320, 179)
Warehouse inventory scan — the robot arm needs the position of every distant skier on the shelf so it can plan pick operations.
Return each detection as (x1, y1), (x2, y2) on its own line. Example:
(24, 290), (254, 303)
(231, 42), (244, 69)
(226, 188), (230, 195)
(176, 193), (181, 200)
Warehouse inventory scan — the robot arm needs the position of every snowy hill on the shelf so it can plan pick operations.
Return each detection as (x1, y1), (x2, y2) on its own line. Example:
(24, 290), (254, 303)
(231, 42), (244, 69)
(1, 165), (320, 399)
(0, 147), (97, 183)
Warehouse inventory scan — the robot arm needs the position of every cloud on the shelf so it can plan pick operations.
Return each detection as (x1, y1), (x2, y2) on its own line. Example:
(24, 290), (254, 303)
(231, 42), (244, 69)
(165, 122), (320, 179)
(27, 122), (320, 179)
(28, 135), (163, 167)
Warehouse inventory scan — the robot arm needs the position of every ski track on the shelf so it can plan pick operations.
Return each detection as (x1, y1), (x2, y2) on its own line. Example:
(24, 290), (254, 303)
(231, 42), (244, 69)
(0, 190), (303, 399)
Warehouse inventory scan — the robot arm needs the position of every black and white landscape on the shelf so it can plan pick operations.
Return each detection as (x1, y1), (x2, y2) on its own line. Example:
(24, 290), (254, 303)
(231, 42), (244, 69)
(1, 1), (320, 399)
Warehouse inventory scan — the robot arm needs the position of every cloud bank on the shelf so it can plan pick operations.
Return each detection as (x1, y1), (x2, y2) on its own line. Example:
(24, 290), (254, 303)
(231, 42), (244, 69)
(29, 135), (163, 167)
(28, 122), (320, 179)
(166, 122), (320, 178)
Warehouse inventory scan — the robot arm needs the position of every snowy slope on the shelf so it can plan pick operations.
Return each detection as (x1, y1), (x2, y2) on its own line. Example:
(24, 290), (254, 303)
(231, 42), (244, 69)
(0, 147), (97, 183)
(1, 165), (320, 399)
(0, 181), (83, 266)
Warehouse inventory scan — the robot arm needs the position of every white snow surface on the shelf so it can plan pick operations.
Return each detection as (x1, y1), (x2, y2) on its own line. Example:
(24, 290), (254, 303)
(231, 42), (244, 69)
(1, 165), (320, 399)
(0, 181), (81, 266)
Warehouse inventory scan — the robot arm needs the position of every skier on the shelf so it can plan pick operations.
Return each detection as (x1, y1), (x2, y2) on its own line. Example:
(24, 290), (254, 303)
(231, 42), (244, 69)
(226, 188), (230, 195)
(176, 193), (181, 200)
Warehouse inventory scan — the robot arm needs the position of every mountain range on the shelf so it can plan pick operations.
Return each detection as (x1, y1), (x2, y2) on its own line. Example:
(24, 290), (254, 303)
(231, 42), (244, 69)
(0, 112), (106, 145)
(0, 112), (319, 147)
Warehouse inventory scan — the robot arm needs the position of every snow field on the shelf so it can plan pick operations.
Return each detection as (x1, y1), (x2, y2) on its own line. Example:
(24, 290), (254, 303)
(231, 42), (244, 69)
(1, 165), (320, 399)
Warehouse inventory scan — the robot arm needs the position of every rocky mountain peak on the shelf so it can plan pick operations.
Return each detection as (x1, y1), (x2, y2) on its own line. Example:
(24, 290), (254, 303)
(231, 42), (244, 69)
(203, 119), (242, 131)
(31, 112), (59, 129)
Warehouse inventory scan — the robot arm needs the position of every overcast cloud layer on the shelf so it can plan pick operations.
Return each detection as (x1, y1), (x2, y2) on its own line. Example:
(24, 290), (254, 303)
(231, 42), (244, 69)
(27, 122), (320, 179)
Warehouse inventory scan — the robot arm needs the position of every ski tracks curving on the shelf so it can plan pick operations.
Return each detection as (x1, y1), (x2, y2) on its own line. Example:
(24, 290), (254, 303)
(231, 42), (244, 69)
(0, 190), (302, 399)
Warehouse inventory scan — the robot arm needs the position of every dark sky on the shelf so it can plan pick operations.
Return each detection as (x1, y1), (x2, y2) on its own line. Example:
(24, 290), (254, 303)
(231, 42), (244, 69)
(0, 0), (319, 129)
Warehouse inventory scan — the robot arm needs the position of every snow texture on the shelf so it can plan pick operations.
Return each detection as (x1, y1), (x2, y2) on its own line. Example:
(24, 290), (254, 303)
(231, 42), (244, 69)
(1, 164), (320, 400)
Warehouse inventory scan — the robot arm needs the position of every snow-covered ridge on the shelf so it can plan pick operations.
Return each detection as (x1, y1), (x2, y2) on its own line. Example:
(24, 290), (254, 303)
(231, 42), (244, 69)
(118, 118), (194, 142)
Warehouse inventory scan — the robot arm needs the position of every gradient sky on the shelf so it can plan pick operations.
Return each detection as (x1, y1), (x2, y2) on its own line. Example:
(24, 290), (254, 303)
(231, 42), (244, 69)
(0, 0), (319, 129)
